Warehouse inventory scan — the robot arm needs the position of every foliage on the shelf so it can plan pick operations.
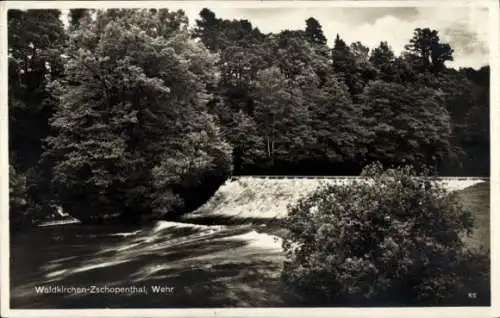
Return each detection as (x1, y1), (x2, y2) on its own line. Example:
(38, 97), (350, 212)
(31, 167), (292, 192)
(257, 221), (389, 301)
(8, 9), (66, 170)
(305, 17), (327, 46)
(192, 9), (488, 176)
(194, 8), (264, 52)
(44, 9), (232, 223)
(224, 110), (266, 172)
(309, 75), (366, 163)
(404, 27), (454, 73)
(332, 34), (377, 101)
(361, 80), (454, 168)
(68, 9), (92, 30)
(252, 67), (313, 167)
(8, 9), (67, 225)
(281, 163), (489, 306)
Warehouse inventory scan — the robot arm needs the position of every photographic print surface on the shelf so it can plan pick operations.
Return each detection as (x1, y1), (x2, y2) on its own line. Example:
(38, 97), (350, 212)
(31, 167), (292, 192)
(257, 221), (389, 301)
(2, 0), (496, 314)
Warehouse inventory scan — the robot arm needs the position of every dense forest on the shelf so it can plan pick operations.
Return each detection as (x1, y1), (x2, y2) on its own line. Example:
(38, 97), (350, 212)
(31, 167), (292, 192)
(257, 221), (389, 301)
(8, 9), (490, 226)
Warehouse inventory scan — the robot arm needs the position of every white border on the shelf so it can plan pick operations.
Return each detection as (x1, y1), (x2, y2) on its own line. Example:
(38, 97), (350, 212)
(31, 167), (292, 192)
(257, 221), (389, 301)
(0, 0), (498, 9)
(489, 0), (499, 316)
(1, 1), (498, 318)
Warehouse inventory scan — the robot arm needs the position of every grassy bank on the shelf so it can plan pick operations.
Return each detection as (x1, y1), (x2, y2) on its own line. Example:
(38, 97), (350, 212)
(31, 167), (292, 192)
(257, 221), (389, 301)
(454, 181), (490, 250)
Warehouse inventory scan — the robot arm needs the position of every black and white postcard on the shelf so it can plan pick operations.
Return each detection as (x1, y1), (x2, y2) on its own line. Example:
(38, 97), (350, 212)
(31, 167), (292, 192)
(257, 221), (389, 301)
(1, 1), (498, 317)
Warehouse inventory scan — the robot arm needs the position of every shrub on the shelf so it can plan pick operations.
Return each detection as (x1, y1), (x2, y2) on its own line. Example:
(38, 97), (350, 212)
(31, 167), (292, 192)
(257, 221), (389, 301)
(281, 162), (489, 306)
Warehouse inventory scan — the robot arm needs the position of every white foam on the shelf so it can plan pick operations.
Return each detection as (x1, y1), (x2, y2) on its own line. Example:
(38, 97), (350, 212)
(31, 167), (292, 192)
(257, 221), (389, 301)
(72, 259), (130, 273)
(222, 230), (283, 252)
(109, 230), (141, 237)
(45, 269), (68, 278)
(193, 177), (486, 220)
(38, 219), (81, 227)
(152, 221), (226, 233)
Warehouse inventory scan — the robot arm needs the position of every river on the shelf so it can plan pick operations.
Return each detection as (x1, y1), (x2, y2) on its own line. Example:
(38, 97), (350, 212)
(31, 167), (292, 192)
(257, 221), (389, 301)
(10, 221), (293, 308)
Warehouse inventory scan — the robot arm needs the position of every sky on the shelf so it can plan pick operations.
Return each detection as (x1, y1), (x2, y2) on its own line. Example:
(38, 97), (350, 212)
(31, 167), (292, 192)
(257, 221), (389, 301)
(61, 6), (490, 69)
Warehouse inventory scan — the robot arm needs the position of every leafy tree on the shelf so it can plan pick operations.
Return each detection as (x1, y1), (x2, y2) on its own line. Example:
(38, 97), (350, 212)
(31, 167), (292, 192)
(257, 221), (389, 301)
(404, 27), (454, 72)
(151, 112), (233, 217)
(252, 67), (313, 168)
(219, 19), (264, 49)
(361, 81), (453, 169)
(439, 71), (477, 127)
(272, 30), (329, 86)
(309, 75), (366, 164)
(458, 66), (490, 176)
(194, 8), (264, 52)
(370, 41), (397, 81)
(305, 17), (327, 46)
(391, 56), (418, 85)
(8, 9), (67, 225)
(370, 41), (395, 66)
(193, 8), (222, 51)
(223, 110), (266, 173)
(331, 34), (351, 76)
(350, 41), (370, 61)
(370, 42), (418, 85)
(460, 66), (489, 143)
(45, 9), (232, 223)
(332, 34), (377, 101)
(8, 9), (66, 170)
(68, 9), (92, 30)
(282, 163), (489, 306)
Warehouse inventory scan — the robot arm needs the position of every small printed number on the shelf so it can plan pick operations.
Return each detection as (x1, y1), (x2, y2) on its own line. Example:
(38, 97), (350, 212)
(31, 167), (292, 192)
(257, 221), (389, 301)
(468, 293), (477, 299)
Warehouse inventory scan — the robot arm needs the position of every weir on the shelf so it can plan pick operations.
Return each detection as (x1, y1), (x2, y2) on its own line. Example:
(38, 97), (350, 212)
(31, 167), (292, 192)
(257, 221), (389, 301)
(187, 177), (486, 220)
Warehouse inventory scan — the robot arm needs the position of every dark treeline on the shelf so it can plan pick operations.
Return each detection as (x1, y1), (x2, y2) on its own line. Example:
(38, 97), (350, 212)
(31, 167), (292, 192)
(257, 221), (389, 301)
(8, 9), (489, 225)
(193, 9), (489, 177)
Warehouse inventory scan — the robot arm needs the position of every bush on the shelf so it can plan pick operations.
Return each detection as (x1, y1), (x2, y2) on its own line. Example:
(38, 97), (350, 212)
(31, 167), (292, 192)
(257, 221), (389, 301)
(281, 163), (489, 306)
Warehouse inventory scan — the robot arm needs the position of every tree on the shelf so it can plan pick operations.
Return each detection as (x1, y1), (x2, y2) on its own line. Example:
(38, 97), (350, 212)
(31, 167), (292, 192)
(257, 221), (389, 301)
(332, 34), (376, 101)
(272, 30), (329, 86)
(151, 112), (233, 217)
(309, 75), (366, 165)
(361, 81), (453, 168)
(369, 41), (395, 81)
(68, 9), (92, 30)
(370, 41), (395, 67)
(252, 67), (313, 169)
(8, 9), (67, 225)
(404, 27), (454, 72)
(456, 66), (490, 176)
(45, 9), (232, 223)
(305, 17), (327, 46)
(222, 110), (266, 174)
(331, 34), (350, 75)
(439, 71), (477, 128)
(391, 56), (418, 85)
(8, 9), (66, 170)
(462, 66), (489, 144)
(194, 8), (264, 52)
(350, 41), (370, 61)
